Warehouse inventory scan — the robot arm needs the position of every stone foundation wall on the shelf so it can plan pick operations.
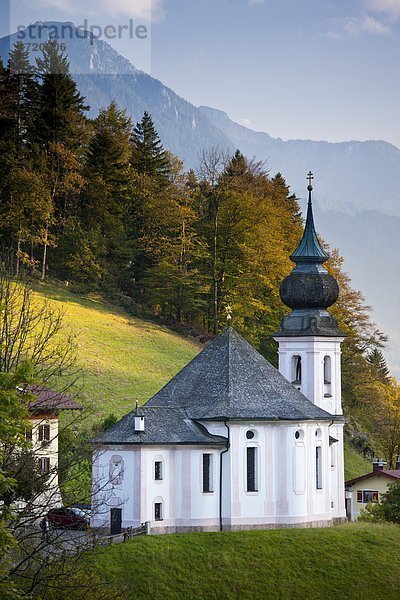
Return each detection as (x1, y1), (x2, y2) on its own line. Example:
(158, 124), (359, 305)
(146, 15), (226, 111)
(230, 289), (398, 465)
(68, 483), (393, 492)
(151, 517), (348, 535)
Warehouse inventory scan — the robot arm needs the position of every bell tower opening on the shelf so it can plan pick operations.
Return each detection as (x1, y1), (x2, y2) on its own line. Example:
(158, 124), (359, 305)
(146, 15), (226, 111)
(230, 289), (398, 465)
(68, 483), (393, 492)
(291, 355), (302, 390)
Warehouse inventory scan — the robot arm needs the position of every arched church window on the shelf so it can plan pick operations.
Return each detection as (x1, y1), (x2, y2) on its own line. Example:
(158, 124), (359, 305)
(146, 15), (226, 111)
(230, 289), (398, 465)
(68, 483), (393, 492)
(246, 447), (258, 492)
(316, 446), (323, 490)
(291, 355), (302, 385)
(324, 356), (332, 384)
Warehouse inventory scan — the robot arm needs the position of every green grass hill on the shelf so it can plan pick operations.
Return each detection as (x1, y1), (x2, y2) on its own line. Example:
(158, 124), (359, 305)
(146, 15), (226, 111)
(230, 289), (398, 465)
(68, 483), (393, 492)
(35, 284), (371, 480)
(83, 523), (400, 599)
(34, 284), (200, 424)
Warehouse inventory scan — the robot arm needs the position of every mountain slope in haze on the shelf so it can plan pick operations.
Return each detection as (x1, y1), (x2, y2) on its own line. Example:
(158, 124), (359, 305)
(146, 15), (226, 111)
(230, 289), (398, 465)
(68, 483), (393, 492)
(314, 206), (400, 375)
(199, 106), (400, 217)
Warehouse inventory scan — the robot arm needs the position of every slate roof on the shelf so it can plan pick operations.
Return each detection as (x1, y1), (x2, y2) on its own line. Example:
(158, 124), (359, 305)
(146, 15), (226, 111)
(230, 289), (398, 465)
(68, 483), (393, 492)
(94, 406), (227, 446)
(147, 328), (337, 422)
(95, 327), (339, 447)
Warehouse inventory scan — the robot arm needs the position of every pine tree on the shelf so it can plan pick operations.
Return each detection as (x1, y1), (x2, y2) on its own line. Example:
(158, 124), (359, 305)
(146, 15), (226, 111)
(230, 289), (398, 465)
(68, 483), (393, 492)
(30, 41), (89, 279)
(131, 111), (170, 181)
(77, 102), (135, 288)
(7, 41), (37, 155)
(367, 348), (391, 383)
(33, 40), (88, 149)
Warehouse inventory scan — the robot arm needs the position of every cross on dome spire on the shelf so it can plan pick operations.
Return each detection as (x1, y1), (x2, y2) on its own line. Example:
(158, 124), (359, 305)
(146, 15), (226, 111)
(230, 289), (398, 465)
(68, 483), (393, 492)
(290, 171), (329, 264)
(307, 170), (314, 192)
(276, 170), (342, 337)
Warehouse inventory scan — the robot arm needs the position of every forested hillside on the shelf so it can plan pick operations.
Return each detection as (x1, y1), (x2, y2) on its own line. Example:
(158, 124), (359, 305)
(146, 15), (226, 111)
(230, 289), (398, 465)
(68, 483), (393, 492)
(1, 40), (399, 466)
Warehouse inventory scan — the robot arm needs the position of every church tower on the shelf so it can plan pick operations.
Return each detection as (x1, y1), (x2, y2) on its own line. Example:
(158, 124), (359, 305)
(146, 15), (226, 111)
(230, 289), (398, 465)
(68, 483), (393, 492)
(274, 172), (345, 415)
(274, 172), (346, 521)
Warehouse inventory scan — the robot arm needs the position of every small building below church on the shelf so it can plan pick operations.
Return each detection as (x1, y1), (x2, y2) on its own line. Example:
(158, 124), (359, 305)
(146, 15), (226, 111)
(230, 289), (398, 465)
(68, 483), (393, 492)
(345, 459), (400, 521)
(91, 174), (347, 533)
(22, 385), (82, 508)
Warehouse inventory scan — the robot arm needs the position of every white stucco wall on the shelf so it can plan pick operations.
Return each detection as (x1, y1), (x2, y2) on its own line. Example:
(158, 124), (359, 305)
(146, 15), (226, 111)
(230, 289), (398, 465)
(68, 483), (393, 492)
(91, 418), (342, 531)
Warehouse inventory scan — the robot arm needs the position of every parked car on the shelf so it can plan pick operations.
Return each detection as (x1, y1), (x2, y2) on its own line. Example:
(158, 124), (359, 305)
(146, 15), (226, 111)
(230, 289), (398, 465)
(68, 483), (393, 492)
(70, 506), (91, 520)
(47, 507), (88, 530)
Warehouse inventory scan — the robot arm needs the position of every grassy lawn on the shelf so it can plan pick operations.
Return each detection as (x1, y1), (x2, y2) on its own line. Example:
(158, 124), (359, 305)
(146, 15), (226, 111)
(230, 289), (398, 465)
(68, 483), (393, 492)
(33, 283), (200, 423)
(83, 523), (400, 599)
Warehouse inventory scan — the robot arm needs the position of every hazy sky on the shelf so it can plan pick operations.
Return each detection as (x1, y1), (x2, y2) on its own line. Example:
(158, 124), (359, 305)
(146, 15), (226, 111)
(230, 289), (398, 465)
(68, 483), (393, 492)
(3, 0), (400, 147)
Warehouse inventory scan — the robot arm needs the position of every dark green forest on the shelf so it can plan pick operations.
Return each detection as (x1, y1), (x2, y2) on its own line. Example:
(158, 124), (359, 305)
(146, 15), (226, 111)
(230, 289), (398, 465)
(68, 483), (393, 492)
(1, 40), (399, 463)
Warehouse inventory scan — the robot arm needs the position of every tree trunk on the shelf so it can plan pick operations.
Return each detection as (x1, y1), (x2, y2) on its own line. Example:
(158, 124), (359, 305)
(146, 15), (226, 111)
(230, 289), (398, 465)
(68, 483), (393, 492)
(41, 226), (48, 281)
(16, 236), (21, 278)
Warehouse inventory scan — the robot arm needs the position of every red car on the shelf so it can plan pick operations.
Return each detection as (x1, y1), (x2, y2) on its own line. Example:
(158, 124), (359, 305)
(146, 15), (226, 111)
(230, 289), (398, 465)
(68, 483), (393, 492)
(47, 507), (88, 530)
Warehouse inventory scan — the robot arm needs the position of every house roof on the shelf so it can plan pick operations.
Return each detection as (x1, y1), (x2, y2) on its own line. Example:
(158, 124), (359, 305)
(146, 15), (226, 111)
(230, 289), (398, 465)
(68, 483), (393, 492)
(146, 327), (337, 422)
(95, 327), (339, 447)
(94, 406), (227, 446)
(22, 385), (83, 412)
(345, 470), (400, 487)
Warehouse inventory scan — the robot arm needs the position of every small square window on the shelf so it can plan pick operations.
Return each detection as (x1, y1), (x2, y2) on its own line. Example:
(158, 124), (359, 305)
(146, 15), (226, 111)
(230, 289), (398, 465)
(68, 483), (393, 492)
(155, 461), (163, 481)
(154, 502), (163, 521)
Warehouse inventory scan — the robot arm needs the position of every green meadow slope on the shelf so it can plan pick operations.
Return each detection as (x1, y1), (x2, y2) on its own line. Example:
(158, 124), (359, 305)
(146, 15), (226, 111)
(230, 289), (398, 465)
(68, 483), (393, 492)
(34, 284), (200, 423)
(35, 284), (371, 480)
(83, 523), (400, 600)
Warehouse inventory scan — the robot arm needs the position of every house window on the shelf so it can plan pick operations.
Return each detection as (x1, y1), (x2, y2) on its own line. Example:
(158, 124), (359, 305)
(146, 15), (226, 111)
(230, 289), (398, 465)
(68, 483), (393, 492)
(155, 461), (163, 481)
(202, 453), (213, 493)
(38, 424), (51, 442)
(246, 447), (258, 492)
(291, 355), (302, 385)
(154, 502), (163, 521)
(25, 428), (33, 441)
(357, 490), (379, 504)
(39, 457), (50, 474)
(324, 356), (332, 384)
(316, 446), (323, 490)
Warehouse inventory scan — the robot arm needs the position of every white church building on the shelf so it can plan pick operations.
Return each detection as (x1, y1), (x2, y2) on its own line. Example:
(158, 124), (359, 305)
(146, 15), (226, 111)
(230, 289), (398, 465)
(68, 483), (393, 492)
(91, 175), (347, 533)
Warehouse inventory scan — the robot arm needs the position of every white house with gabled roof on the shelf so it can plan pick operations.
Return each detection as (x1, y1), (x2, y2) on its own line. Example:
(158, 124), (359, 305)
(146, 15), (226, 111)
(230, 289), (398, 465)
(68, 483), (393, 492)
(91, 174), (347, 534)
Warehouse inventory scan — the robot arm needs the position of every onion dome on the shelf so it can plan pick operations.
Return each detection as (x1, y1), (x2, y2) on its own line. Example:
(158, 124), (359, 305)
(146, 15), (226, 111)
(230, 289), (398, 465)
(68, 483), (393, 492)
(276, 172), (343, 338)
